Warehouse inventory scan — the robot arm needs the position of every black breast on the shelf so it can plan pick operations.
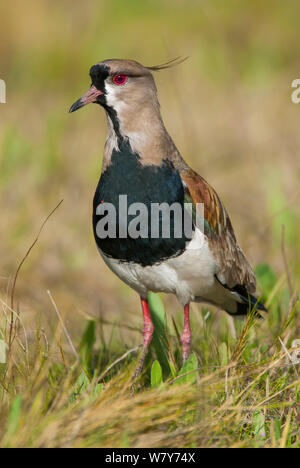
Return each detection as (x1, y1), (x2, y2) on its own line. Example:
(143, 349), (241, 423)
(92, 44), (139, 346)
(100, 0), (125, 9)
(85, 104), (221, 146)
(93, 140), (191, 266)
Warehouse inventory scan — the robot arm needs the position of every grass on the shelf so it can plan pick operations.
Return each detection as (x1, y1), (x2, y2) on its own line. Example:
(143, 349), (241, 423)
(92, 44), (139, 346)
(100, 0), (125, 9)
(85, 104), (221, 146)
(0, 260), (299, 447)
(0, 0), (299, 448)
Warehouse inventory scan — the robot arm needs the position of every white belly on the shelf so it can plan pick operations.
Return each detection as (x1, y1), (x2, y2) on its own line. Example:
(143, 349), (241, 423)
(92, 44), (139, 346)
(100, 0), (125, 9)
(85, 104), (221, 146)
(98, 228), (219, 305)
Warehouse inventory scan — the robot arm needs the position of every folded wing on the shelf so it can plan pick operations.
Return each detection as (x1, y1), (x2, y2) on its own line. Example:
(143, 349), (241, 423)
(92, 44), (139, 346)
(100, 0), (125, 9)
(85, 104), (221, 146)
(181, 168), (256, 294)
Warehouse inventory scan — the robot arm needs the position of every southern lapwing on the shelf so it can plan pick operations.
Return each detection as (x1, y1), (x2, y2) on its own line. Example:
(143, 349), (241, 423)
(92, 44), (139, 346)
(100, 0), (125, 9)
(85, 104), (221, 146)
(69, 58), (266, 379)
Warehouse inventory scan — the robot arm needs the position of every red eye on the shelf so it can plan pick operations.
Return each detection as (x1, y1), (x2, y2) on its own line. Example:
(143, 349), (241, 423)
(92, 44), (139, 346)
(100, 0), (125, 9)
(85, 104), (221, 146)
(112, 74), (127, 85)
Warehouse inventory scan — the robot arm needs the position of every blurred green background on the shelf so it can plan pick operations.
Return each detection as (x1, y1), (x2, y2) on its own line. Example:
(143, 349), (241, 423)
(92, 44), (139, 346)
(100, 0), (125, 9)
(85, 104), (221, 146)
(0, 0), (299, 345)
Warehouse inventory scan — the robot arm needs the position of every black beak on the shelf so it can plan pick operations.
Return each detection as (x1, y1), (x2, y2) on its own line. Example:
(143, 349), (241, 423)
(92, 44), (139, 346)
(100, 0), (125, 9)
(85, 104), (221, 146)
(69, 85), (104, 113)
(69, 98), (84, 113)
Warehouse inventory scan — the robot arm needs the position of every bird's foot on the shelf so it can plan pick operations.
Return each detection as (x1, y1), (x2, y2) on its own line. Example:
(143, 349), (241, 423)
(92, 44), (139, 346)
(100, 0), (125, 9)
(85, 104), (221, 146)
(130, 345), (148, 396)
(181, 341), (191, 365)
(131, 297), (154, 396)
(182, 351), (190, 364)
(180, 303), (191, 366)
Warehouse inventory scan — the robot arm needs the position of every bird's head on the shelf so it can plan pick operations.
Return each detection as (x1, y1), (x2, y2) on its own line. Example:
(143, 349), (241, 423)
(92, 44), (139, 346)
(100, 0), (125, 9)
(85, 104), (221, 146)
(69, 59), (159, 114)
(69, 57), (187, 112)
(69, 57), (187, 148)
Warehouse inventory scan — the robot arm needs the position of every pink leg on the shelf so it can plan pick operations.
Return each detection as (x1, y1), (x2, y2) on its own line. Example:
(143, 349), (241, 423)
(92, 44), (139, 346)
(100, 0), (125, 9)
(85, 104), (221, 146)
(180, 303), (191, 363)
(133, 297), (154, 380)
(141, 298), (154, 349)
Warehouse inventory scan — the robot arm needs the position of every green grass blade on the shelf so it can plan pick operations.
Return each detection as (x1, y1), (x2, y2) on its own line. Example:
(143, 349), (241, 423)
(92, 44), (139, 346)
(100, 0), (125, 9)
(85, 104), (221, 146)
(148, 292), (170, 376)
(175, 353), (198, 384)
(5, 395), (22, 442)
(151, 360), (163, 388)
(79, 320), (96, 375)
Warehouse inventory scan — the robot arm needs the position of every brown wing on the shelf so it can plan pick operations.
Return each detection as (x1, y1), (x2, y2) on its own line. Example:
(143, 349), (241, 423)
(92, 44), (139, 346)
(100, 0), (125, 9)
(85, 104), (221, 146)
(181, 168), (256, 293)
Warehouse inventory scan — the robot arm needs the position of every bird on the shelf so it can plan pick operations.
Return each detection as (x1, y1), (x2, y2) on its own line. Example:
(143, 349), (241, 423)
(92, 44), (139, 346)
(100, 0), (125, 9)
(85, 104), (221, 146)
(69, 58), (266, 379)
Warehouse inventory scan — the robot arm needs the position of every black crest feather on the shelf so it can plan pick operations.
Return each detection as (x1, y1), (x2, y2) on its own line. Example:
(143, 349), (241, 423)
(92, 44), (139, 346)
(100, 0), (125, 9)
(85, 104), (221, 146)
(147, 56), (189, 71)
